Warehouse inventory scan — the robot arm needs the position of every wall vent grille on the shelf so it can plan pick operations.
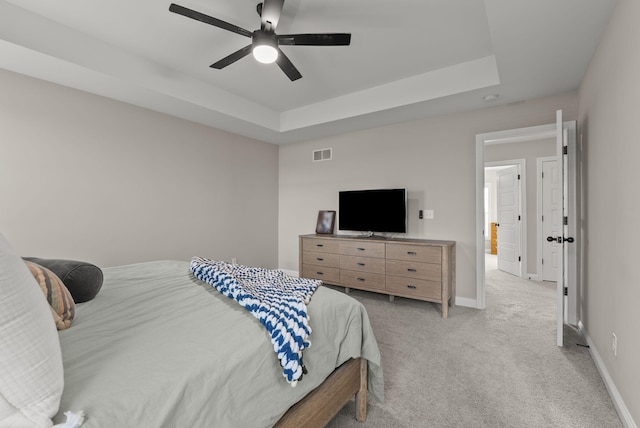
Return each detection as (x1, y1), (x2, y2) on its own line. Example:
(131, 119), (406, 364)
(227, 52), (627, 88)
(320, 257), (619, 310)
(312, 148), (332, 162)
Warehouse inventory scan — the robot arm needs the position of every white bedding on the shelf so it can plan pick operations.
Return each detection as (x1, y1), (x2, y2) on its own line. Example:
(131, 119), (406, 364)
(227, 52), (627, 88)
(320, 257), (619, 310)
(53, 261), (383, 427)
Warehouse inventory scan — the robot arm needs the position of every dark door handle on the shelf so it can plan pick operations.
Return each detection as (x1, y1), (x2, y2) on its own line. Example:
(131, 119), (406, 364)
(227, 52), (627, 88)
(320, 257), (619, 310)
(547, 236), (575, 243)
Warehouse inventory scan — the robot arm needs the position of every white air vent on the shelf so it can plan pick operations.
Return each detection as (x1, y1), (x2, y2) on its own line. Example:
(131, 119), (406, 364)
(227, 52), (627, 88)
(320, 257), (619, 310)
(312, 148), (332, 162)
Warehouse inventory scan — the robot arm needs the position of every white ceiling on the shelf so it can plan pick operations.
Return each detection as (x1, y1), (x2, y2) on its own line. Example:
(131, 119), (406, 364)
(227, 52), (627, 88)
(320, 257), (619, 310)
(0, 0), (617, 144)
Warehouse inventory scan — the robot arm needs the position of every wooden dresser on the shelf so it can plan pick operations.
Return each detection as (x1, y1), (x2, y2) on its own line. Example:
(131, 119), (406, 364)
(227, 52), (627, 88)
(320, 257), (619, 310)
(299, 234), (456, 318)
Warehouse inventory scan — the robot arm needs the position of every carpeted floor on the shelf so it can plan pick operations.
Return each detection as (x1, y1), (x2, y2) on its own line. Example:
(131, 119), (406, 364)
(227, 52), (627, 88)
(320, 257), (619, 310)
(326, 255), (622, 427)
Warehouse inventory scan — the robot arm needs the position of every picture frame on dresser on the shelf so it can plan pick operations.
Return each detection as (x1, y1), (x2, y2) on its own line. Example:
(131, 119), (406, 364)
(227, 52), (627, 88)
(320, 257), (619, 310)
(316, 210), (336, 234)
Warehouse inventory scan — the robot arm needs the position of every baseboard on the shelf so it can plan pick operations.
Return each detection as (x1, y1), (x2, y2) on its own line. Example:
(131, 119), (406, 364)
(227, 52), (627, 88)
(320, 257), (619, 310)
(454, 297), (477, 309)
(525, 273), (539, 281)
(578, 321), (637, 428)
(279, 268), (478, 310)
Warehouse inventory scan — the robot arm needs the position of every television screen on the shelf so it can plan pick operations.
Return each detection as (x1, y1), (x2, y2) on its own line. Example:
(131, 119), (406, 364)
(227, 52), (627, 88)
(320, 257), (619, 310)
(338, 188), (407, 234)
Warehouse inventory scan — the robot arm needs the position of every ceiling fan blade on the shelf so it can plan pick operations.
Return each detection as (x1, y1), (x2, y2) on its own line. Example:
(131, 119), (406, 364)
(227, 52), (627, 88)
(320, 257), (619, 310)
(260, 0), (284, 32)
(169, 3), (253, 38)
(276, 49), (302, 81)
(277, 33), (351, 46)
(210, 45), (253, 69)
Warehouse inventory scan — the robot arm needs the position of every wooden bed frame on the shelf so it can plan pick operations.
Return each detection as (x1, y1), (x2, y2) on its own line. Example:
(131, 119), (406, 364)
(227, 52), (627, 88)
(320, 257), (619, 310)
(274, 357), (367, 427)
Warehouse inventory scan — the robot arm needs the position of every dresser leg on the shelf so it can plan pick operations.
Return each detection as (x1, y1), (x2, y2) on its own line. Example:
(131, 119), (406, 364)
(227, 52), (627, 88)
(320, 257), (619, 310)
(389, 295), (395, 303)
(345, 287), (350, 294)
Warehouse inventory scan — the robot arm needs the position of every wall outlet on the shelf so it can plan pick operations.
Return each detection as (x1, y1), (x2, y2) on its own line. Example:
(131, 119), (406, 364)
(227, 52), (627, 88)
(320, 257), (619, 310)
(231, 258), (238, 265)
(424, 209), (434, 220)
(612, 332), (617, 356)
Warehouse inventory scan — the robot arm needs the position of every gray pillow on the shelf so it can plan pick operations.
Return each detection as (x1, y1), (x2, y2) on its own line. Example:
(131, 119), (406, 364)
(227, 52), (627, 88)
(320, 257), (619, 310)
(23, 257), (103, 303)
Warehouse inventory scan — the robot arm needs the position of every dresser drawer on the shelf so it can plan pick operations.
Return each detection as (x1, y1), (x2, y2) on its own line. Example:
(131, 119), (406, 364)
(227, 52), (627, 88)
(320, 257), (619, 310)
(340, 270), (385, 291)
(386, 243), (441, 263)
(302, 251), (339, 268)
(386, 276), (441, 301)
(339, 255), (385, 274)
(339, 241), (385, 258)
(386, 259), (441, 282)
(302, 238), (340, 254)
(301, 265), (340, 284)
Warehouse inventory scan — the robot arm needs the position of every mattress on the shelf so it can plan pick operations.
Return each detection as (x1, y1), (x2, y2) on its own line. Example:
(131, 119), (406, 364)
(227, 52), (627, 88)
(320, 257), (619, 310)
(53, 260), (383, 427)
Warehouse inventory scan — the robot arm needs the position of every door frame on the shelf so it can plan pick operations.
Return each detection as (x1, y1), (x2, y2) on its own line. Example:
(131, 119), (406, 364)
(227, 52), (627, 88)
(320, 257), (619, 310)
(485, 160), (526, 278)
(475, 124), (556, 309)
(537, 156), (557, 282)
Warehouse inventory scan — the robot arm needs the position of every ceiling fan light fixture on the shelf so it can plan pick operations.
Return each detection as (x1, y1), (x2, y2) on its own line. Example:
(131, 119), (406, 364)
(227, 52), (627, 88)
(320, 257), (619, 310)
(252, 32), (278, 64)
(253, 44), (278, 63)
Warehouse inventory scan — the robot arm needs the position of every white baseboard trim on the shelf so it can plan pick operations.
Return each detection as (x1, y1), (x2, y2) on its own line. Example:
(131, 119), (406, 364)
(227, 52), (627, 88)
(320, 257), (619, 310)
(578, 321), (637, 428)
(455, 297), (477, 309)
(525, 273), (540, 281)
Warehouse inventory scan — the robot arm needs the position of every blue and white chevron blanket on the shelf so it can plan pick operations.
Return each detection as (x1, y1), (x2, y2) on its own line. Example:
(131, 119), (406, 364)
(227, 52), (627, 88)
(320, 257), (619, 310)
(190, 257), (321, 386)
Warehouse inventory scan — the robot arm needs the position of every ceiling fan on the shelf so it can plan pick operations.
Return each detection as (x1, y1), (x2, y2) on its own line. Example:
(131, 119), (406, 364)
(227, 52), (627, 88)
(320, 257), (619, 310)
(169, 1), (351, 81)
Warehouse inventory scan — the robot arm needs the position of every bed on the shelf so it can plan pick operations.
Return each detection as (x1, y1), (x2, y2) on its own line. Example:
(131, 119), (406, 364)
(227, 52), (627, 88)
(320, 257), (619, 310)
(0, 234), (383, 428)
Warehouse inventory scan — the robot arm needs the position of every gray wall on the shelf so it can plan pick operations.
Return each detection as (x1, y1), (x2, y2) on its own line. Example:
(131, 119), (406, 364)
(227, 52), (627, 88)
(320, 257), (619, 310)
(0, 69), (279, 269)
(578, 0), (640, 423)
(485, 138), (556, 276)
(279, 92), (577, 306)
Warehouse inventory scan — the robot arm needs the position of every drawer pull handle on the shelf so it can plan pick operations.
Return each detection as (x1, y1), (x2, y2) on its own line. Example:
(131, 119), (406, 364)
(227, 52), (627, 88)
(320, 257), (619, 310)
(317, 258), (324, 261)
(407, 285), (417, 290)
(316, 244), (324, 247)
(407, 268), (417, 272)
(407, 251), (417, 255)
(357, 262), (365, 266)
(357, 278), (365, 282)
(357, 247), (366, 251)
(317, 272), (324, 275)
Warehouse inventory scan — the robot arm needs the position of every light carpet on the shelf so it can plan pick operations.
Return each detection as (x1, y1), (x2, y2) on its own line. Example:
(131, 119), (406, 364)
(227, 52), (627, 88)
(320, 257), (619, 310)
(326, 259), (622, 427)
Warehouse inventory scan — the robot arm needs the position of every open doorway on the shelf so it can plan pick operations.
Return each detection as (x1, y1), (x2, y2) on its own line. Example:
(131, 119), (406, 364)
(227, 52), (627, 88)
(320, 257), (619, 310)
(476, 117), (579, 347)
(475, 123), (557, 310)
(482, 136), (556, 286)
(484, 161), (526, 278)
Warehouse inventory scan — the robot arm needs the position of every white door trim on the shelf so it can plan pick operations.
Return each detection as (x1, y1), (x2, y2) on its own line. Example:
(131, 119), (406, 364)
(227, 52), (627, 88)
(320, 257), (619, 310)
(537, 156), (557, 282)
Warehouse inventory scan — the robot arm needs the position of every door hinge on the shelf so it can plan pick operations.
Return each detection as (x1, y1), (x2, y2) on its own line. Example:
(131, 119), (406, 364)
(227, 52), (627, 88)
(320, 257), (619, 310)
(563, 216), (568, 225)
(541, 258), (544, 265)
(517, 174), (521, 180)
(564, 286), (568, 296)
(518, 256), (521, 262)
(563, 146), (568, 155)
(518, 215), (521, 221)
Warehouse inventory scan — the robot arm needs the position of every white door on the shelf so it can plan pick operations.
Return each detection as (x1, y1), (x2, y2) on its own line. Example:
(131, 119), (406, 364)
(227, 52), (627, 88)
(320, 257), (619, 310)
(496, 166), (521, 277)
(541, 160), (559, 281)
(555, 110), (578, 347)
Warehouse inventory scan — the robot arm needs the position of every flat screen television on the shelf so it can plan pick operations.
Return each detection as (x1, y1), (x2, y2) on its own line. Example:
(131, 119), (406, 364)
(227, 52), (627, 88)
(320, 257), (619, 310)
(338, 188), (407, 234)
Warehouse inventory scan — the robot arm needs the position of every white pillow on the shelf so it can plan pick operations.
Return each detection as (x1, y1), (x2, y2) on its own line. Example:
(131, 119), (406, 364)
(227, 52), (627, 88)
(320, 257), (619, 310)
(0, 233), (63, 427)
